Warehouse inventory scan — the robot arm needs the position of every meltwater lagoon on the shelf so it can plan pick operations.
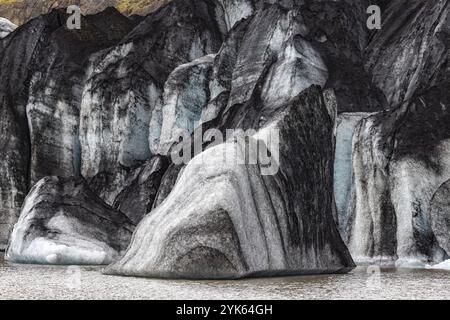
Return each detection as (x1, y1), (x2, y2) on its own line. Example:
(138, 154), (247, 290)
(1, 254), (449, 300)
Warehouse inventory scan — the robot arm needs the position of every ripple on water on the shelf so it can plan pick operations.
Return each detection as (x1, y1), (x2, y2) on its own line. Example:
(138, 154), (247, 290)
(1, 254), (449, 300)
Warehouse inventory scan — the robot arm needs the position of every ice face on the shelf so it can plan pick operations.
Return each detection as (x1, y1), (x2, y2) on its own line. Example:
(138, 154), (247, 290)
(427, 260), (450, 271)
(0, 17), (17, 38)
(334, 113), (373, 234)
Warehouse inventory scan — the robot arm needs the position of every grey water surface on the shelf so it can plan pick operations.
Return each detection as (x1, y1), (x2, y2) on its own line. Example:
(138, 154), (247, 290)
(1, 254), (449, 300)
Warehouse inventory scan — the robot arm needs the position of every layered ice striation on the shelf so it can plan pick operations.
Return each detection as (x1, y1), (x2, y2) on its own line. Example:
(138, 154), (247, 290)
(334, 113), (373, 237)
(3, 0), (449, 277)
(336, 0), (450, 267)
(6, 177), (134, 265)
(150, 54), (216, 155)
(80, 0), (224, 204)
(0, 8), (135, 249)
(26, 8), (135, 187)
(340, 85), (450, 267)
(106, 86), (355, 279)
